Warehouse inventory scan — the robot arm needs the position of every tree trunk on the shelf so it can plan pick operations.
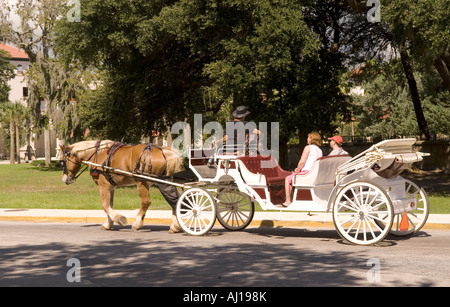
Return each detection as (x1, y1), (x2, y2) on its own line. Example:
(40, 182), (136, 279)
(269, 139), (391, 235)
(9, 120), (15, 164)
(44, 98), (52, 167)
(399, 42), (430, 140)
(434, 55), (450, 92)
(15, 121), (20, 164)
(44, 128), (51, 166)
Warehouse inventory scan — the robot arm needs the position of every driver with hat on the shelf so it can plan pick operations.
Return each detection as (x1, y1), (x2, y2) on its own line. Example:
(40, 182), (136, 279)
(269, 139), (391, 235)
(223, 106), (260, 155)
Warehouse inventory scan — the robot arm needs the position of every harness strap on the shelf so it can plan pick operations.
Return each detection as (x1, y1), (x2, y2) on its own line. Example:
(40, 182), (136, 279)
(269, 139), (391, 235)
(89, 140), (103, 178)
(100, 142), (126, 186)
(133, 143), (167, 176)
(134, 144), (153, 175)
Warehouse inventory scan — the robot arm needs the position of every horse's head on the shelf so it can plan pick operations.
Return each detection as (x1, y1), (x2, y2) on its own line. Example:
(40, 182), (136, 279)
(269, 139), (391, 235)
(59, 144), (83, 185)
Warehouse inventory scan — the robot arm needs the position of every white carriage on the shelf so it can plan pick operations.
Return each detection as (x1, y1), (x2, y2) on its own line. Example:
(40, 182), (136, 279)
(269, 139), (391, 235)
(176, 139), (430, 245)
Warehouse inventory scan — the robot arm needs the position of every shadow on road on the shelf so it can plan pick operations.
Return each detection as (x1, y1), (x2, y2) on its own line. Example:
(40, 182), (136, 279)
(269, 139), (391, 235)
(0, 222), (435, 287)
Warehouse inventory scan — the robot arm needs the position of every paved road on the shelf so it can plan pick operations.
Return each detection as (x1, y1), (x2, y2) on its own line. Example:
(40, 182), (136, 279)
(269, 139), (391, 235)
(1, 221), (449, 288)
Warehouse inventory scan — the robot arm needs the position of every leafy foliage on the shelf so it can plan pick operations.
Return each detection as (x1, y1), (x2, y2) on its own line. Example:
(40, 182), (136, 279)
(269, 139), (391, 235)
(0, 49), (14, 103)
(56, 0), (351, 147)
(352, 60), (450, 138)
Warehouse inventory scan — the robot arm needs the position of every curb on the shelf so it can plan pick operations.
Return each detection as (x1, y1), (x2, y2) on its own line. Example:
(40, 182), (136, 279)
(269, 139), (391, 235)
(1, 215), (449, 231)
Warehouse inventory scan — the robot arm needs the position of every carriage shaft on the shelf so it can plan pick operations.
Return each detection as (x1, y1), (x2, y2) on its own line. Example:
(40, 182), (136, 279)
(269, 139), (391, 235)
(82, 161), (185, 188)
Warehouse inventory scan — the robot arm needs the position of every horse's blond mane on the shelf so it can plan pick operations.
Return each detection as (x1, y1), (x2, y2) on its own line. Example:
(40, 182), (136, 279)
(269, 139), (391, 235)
(70, 140), (115, 160)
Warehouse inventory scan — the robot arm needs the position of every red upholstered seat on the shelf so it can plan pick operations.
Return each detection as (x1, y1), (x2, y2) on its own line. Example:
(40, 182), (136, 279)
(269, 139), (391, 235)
(237, 155), (290, 204)
(237, 155), (290, 186)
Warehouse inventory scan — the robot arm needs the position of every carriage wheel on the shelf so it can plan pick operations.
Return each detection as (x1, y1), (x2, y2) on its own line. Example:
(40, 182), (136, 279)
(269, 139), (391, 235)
(333, 181), (394, 245)
(176, 188), (216, 236)
(389, 179), (429, 237)
(216, 189), (255, 231)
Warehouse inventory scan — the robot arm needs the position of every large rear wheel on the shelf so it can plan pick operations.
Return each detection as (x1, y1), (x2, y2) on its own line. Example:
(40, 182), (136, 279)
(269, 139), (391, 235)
(333, 181), (394, 245)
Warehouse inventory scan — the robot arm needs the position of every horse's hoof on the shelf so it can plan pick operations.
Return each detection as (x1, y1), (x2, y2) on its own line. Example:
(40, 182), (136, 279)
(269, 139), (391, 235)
(115, 215), (128, 226)
(168, 225), (181, 234)
(131, 220), (144, 231)
(101, 225), (112, 230)
(131, 225), (146, 231)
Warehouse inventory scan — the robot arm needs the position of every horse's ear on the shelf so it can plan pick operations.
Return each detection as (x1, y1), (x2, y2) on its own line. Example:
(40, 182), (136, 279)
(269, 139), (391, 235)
(57, 144), (66, 160)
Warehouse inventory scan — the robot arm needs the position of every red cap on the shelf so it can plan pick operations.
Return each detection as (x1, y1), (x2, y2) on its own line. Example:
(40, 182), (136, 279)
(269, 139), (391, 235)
(328, 135), (343, 145)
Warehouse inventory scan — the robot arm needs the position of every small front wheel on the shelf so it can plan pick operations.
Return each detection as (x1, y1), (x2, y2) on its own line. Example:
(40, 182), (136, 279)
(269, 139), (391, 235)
(176, 188), (216, 235)
(216, 189), (254, 231)
(333, 181), (394, 245)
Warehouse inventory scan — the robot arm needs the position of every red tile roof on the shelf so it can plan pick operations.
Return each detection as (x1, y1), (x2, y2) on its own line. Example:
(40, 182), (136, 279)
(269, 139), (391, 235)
(0, 43), (29, 59)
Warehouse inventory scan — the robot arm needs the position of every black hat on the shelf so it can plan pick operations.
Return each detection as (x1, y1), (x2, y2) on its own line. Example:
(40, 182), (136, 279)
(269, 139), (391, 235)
(232, 106), (250, 119)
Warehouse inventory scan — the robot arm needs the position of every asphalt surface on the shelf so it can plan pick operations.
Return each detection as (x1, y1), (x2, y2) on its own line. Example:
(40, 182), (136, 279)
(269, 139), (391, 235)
(1, 220), (449, 288)
(0, 208), (449, 230)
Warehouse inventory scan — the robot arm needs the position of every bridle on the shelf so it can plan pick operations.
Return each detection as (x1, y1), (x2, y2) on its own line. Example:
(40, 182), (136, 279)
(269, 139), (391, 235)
(60, 141), (106, 180)
(60, 147), (89, 180)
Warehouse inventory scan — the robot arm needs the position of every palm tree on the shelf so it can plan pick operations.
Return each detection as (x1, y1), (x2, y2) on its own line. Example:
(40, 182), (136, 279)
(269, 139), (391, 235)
(0, 101), (28, 163)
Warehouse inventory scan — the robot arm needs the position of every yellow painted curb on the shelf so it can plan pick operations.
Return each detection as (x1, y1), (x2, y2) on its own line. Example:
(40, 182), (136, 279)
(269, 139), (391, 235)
(422, 223), (450, 230)
(1, 216), (449, 230)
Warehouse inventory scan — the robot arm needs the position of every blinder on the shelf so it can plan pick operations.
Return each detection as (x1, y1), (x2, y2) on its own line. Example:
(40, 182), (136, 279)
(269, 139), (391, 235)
(60, 147), (87, 179)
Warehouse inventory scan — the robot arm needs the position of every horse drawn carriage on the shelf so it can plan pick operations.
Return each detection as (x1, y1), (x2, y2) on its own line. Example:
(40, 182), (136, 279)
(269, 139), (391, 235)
(61, 138), (430, 246)
(176, 138), (430, 245)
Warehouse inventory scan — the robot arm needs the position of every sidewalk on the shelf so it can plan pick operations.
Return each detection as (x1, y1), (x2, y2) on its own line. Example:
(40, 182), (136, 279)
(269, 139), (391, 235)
(0, 208), (449, 230)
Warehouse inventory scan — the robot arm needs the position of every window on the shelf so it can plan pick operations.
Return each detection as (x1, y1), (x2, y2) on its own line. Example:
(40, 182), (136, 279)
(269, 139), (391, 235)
(23, 87), (28, 97)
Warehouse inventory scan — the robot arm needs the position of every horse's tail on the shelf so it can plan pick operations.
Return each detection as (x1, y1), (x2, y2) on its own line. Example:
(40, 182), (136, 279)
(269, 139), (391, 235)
(162, 147), (184, 176)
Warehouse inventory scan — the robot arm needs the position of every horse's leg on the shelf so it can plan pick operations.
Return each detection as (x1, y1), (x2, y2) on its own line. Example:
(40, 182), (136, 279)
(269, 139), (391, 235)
(169, 207), (181, 234)
(132, 181), (151, 231)
(154, 182), (181, 233)
(99, 184), (127, 230)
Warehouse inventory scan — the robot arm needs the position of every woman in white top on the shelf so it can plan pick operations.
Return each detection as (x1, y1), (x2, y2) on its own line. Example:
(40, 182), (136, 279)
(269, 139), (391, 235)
(278, 132), (323, 207)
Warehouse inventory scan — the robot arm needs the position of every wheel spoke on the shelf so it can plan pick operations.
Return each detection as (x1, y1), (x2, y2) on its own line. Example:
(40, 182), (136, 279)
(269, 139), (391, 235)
(344, 216), (359, 232)
(342, 194), (360, 210)
(338, 201), (359, 212)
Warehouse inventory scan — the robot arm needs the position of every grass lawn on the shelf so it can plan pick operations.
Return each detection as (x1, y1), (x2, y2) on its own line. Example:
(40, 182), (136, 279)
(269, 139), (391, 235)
(0, 163), (449, 213)
(0, 163), (171, 210)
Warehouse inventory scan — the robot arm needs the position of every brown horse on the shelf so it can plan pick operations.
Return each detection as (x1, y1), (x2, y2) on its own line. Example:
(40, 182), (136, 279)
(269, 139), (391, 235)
(59, 140), (184, 232)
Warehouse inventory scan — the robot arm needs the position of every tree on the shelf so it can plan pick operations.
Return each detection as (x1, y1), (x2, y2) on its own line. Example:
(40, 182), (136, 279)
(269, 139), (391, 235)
(1, 0), (87, 165)
(0, 101), (27, 163)
(352, 59), (450, 139)
(383, 0), (450, 92)
(159, 0), (326, 162)
(343, 0), (450, 141)
(0, 49), (14, 103)
(379, 0), (450, 139)
(55, 0), (208, 142)
(0, 49), (15, 162)
(398, 41), (430, 140)
(56, 0), (355, 168)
